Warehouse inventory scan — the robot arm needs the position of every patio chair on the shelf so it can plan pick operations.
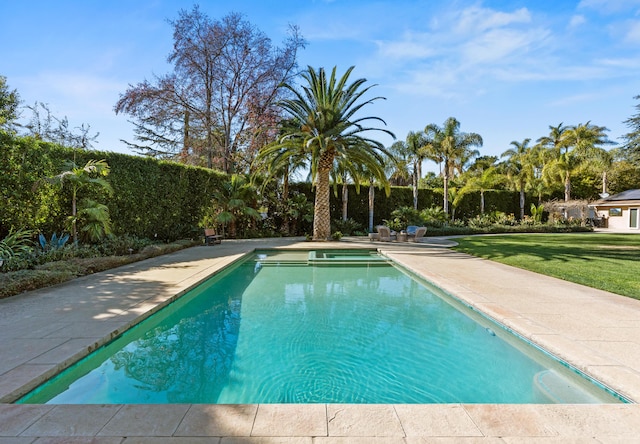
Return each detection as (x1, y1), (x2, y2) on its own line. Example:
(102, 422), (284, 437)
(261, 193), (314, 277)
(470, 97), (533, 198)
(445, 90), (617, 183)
(406, 225), (419, 235)
(408, 226), (427, 242)
(376, 225), (397, 242)
(204, 228), (223, 245)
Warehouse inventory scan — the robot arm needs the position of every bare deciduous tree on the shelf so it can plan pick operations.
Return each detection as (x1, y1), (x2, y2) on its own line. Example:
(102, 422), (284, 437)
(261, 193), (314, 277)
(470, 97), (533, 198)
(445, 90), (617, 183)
(115, 7), (305, 173)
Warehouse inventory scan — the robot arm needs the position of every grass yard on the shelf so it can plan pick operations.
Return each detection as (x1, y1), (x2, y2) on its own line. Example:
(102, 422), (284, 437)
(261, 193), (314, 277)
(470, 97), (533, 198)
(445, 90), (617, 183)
(453, 233), (640, 300)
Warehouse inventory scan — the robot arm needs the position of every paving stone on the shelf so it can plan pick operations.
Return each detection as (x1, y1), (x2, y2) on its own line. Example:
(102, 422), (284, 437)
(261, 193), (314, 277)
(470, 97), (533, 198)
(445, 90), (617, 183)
(251, 404), (327, 437)
(33, 438), (124, 443)
(0, 405), (53, 436)
(394, 404), (482, 437)
(174, 404), (258, 437)
(222, 438), (311, 444)
(326, 404), (404, 437)
(20, 405), (121, 437)
(123, 439), (218, 444)
(462, 405), (557, 438)
(98, 404), (190, 437)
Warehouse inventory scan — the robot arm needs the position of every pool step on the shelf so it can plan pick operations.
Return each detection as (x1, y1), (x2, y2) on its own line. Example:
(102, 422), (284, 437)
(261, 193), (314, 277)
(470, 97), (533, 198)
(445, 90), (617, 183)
(534, 370), (603, 403)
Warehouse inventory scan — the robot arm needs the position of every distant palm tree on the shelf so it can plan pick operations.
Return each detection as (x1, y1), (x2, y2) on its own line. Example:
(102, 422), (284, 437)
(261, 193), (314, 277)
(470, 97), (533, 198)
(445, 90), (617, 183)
(258, 66), (393, 240)
(541, 122), (614, 202)
(424, 117), (482, 216)
(501, 138), (533, 219)
(385, 140), (411, 186)
(458, 167), (502, 215)
(405, 131), (428, 210)
(537, 123), (570, 156)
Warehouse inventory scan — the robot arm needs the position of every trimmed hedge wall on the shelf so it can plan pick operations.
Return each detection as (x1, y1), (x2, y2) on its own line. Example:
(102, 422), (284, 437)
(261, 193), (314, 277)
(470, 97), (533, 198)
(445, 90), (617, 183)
(0, 132), (227, 241)
(1, 131), (527, 240)
(291, 182), (525, 231)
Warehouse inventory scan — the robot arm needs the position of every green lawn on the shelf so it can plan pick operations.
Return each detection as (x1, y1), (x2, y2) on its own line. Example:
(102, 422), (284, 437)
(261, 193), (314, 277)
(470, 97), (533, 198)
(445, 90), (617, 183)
(452, 233), (640, 300)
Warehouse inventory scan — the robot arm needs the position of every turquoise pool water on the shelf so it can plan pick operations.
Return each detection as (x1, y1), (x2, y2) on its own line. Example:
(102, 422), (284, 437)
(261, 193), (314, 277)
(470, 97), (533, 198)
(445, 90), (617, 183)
(19, 249), (623, 404)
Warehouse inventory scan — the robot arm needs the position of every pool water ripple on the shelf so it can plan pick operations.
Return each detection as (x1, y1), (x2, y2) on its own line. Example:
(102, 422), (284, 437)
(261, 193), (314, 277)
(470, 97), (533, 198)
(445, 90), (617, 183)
(18, 251), (623, 404)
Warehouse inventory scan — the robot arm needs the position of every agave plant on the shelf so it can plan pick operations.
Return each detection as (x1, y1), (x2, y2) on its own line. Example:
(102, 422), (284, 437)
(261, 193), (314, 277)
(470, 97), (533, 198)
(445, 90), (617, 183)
(38, 232), (70, 252)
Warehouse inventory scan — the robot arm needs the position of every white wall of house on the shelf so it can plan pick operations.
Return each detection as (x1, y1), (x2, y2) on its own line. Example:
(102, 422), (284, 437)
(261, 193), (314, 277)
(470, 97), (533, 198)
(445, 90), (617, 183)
(595, 207), (640, 230)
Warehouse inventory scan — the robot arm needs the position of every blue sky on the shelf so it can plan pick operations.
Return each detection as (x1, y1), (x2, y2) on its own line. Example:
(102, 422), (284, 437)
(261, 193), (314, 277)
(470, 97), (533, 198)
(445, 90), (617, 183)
(3, 0), (640, 171)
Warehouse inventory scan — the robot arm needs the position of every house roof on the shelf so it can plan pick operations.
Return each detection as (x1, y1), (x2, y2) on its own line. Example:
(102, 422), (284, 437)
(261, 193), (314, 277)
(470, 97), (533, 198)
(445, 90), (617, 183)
(591, 189), (640, 207)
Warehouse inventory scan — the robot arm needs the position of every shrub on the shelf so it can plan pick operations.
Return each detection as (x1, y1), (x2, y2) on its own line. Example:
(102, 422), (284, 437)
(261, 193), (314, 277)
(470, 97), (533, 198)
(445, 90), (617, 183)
(331, 218), (363, 236)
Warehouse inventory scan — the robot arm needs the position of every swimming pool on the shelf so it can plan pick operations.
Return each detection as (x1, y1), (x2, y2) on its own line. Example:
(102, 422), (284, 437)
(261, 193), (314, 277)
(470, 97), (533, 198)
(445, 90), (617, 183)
(18, 249), (624, 404)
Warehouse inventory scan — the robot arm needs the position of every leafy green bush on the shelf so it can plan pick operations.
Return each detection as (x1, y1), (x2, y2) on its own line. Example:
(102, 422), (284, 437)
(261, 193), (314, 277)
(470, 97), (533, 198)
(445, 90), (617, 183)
(331, 218), (363, 236)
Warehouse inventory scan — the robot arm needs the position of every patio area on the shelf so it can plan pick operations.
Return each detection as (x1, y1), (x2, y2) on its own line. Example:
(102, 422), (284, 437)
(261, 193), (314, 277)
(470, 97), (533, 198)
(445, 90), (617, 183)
(1, 236), (639, 442)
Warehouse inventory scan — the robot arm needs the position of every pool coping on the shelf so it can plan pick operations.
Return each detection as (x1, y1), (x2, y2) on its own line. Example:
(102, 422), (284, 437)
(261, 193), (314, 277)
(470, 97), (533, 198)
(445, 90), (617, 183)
(1, 236), (640, 440)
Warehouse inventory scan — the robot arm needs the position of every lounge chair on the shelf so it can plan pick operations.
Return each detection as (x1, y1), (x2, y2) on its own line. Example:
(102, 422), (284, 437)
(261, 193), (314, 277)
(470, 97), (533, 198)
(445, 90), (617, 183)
(408, 226), (427, 242)
(376, 225), (397, 242)
(406, 225), (419, 236)
(204, 228), (223, 245)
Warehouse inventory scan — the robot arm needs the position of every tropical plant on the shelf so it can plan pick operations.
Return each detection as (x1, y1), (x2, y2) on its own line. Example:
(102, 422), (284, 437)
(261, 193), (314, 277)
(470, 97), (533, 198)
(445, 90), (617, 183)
(501, 139), (533, 219)
(38, 232), (70, 252)
(43, 159), (113, 245)
(419, 206), (448, 227)
(423, 117), (483, 217)
(210, 174), (261, 238)
(0, 228), (33, 268)
(391, 131), (428, 209)
(282, 192), (313, 236)
(72, 198), (113, 243)
(458, 166), (502, 215)
(257, 66), (394, 240)
(530, 203), (544, 223)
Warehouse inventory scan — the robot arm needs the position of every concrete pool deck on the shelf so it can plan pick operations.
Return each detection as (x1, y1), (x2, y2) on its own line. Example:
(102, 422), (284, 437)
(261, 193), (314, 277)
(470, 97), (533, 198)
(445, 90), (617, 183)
(1, 236), (639, 442)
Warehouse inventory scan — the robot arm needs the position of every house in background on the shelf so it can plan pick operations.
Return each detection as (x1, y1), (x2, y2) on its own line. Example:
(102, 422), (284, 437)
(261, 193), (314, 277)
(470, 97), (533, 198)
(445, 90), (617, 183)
(590, 189), (640, 230)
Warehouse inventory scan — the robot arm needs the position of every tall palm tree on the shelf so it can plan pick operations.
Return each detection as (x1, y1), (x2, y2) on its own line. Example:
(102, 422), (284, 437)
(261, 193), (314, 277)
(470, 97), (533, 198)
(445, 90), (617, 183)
(501, 138), (533, 219)
(424, 117), (483, 216)
(566, 122), (615, 195)
(257, 66), (393, 240)
(385, 140), (411, 186)
(405, 131), (428, 210)
(540, 122), (614, 202)
(537, 122), (569, 155)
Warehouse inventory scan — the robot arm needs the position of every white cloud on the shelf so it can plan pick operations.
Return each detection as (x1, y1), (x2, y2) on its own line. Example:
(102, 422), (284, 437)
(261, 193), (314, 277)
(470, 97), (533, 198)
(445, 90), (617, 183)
(454, 6), (531, 34)
(578, 0), (640, 14)
(461, 27), (549, 65)
(623, 20), (640, 43)
(368, 4), (553, 99)
(375, 33), (437, 61)
(569, 15), (586, 28)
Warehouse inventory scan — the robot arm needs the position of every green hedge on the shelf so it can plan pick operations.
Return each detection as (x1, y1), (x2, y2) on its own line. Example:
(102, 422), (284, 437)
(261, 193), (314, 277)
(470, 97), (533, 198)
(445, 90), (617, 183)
(0, 132), (228, 241)
(1, 131), (528, 240)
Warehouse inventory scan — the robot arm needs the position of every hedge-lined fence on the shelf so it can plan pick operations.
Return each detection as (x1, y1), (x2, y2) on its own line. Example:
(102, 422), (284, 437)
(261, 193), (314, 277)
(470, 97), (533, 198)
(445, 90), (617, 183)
(1, 131), (527, 241)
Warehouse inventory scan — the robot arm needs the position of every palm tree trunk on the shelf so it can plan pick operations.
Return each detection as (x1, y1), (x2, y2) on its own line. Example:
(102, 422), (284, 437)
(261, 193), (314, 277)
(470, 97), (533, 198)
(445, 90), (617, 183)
(480, 190), (485, 214)
(412, 162), (418, 210)
(313, 152), (333, 240)
(342, 182), (348, 221)
(72, 188), (78, 245)
(564, 171), (571, 202)
(443, 172), (449, 217)
(283, 166), (290, 235)
(519, 186), (525, 220)
(368, 181), (375, 233)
